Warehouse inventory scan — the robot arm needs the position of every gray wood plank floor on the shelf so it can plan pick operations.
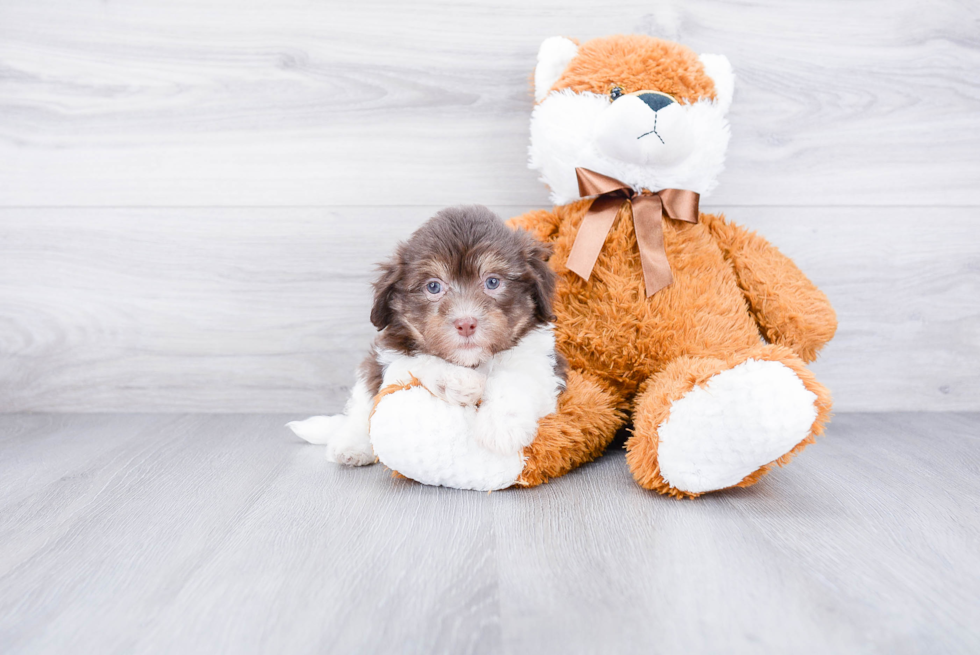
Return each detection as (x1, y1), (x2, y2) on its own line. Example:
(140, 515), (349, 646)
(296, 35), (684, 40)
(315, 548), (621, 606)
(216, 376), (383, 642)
(1, 412), (977, 654)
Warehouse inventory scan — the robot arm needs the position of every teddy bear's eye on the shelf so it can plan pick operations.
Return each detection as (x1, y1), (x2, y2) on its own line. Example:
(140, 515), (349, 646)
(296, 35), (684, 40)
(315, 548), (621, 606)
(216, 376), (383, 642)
(610, 86), (624, 101)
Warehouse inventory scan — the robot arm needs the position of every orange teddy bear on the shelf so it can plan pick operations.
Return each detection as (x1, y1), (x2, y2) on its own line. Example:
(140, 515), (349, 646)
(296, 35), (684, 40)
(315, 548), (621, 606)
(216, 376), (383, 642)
(509, 34), (837, 497)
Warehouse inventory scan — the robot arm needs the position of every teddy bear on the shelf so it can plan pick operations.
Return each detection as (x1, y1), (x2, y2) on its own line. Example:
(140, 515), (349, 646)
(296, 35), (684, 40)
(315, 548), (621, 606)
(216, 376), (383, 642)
(368, 34), (835, 497)
(499, 34), (837, 498)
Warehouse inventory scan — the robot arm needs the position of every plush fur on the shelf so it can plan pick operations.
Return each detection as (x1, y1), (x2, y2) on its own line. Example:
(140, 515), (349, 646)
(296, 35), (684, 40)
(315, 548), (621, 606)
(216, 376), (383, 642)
(507, 34), (837, 496)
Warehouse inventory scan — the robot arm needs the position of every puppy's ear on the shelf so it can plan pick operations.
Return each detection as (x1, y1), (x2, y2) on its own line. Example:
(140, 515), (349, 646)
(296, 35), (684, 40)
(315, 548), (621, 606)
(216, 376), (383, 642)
(370, 258), (401, 330)
(521, 233), (556, 323)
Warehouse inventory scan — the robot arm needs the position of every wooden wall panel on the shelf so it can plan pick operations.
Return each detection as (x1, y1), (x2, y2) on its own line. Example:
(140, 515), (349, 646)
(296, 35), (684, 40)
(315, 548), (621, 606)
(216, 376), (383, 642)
(1, 206), (976, 412)
(0, 0), (978, 207)
(0, 0), (977, 412)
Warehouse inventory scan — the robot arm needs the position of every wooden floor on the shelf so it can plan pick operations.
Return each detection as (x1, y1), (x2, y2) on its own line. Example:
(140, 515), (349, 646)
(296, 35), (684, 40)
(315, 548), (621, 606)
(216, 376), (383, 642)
(1, 413), (978, 654)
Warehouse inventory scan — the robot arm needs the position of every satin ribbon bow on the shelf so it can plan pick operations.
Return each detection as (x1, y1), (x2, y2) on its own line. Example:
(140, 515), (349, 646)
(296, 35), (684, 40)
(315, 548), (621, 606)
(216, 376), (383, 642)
(565, 167), (700, 297)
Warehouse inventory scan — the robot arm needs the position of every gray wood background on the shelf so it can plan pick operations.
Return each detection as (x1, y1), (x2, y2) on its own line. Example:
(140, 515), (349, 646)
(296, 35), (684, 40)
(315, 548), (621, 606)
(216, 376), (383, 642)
(1, 0), (978, 413)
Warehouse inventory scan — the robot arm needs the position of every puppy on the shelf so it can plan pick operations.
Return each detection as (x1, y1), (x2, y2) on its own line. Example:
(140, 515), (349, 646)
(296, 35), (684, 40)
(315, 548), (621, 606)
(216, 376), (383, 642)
(288, 205), (566, 466)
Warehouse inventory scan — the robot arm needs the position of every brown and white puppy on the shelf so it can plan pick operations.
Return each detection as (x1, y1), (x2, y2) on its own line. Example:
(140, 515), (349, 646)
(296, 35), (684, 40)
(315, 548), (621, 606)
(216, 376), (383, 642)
(289, 206), (566, 466)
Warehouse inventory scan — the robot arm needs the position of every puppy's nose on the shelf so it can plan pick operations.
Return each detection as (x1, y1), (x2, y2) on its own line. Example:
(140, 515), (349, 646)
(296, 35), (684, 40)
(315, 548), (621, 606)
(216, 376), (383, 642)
(454, 317), (478, 337)
(637, 92), (675, 113)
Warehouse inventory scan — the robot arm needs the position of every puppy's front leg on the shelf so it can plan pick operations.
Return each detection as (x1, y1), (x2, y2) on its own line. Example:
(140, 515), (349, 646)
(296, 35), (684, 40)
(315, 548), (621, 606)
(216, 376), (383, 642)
(383, 354), (486, 407)
(287, 376), (375, 466)
(472, 375), (545, 456)
(472, 331), (563, 455)
(427, 364), (486, 407)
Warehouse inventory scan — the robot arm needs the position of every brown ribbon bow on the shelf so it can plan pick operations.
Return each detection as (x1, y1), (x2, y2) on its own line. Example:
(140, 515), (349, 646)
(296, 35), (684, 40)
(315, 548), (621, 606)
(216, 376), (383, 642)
(566, 167), (700, 297)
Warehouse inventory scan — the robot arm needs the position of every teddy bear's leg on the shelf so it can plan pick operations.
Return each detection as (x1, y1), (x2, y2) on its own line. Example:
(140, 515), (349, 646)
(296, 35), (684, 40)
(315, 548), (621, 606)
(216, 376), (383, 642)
(516, 368), (627, 487)
(626, 344), (832, 498)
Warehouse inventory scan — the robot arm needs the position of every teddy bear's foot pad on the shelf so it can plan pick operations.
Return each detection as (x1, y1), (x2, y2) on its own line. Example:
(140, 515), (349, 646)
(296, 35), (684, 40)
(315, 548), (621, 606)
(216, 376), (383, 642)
(370, 387), (526, 491)
(657, 359), (818, 494)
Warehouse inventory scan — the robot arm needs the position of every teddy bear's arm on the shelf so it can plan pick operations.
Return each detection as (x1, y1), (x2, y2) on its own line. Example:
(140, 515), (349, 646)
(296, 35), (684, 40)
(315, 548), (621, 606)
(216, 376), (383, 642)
(505, 208), (562, 242)
(703, 213), (837, 363)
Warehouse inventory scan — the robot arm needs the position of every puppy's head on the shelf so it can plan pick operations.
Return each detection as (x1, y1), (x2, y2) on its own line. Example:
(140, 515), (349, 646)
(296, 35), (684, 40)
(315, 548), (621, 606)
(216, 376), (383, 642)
(371, 206), (554, 367)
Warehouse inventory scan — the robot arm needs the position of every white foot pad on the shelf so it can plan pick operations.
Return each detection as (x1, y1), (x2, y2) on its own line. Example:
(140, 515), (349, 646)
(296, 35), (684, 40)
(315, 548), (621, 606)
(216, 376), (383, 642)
(657, 359), (818, 493)
(369, 387), (526, 491)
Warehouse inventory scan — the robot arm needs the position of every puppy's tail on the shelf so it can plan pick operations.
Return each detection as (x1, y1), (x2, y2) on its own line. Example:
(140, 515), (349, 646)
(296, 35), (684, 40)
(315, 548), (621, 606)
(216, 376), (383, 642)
(286, 415), (339, 444)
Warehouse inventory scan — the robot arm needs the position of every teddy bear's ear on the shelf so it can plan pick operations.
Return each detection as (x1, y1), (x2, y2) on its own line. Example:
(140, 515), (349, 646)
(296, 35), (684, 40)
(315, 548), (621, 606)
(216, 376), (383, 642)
(699, 53), (735, 113)
(534, 36), (579, 102)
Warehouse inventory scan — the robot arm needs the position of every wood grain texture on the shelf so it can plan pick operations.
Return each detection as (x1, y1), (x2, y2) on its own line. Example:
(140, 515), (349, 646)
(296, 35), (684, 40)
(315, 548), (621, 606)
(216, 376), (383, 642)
(0, 0), (978, 207)
(0, 412), (978, 654)
(1, 0), (978, 412)
(2, 205), (977, 413)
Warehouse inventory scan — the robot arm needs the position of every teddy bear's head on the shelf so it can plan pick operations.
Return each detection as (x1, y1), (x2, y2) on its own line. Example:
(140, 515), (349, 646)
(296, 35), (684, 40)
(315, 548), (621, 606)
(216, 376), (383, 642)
(529, 34), (733, 204)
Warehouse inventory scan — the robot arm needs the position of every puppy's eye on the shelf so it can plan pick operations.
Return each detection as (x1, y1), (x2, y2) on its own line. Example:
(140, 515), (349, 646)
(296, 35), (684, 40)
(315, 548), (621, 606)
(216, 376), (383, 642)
(424, 279), (443, 295)
(610, 86), (624, 101)
(484, 277), (500, 290)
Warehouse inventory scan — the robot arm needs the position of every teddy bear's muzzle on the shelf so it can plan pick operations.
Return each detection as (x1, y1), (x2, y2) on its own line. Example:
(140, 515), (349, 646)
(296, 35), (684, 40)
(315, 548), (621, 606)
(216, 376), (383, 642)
(594, 91), (696, 167)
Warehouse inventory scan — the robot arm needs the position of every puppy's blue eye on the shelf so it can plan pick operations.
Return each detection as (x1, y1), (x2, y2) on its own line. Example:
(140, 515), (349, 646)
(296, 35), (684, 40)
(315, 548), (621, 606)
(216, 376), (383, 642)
(426, 281), (442, 294)
(485, 277), (500, 290)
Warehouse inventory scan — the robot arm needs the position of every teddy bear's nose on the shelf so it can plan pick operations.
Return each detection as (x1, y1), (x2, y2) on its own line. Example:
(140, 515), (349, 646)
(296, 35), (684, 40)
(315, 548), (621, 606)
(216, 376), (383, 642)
(637, 92), (675, 113)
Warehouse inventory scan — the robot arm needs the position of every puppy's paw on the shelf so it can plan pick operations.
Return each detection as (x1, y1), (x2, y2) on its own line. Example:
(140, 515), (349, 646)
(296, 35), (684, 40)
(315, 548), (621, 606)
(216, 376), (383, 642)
(325, 434), (375, 467)
(434, 367), (486, 407)
(288, 415), (375, 467)
(473, 410), (537, 456)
